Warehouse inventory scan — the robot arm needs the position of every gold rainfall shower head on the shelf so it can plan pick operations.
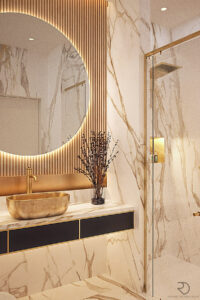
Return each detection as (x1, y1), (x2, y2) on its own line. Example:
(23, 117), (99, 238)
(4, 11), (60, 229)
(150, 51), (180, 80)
(150, 62), (181, 79)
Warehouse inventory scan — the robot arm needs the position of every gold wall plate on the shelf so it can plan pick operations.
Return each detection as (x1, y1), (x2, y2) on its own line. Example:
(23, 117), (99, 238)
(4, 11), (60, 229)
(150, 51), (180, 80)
(150, 137), (165, 163)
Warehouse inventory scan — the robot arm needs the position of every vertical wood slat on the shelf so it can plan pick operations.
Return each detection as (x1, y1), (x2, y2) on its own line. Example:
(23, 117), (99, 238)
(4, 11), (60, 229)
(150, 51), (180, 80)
(0, 0), (107, 177)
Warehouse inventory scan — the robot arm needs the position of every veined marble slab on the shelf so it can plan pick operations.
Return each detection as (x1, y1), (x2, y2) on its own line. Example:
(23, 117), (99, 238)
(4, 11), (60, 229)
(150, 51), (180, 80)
(19, 274), (146, 300)
(0, 201), (134, 231)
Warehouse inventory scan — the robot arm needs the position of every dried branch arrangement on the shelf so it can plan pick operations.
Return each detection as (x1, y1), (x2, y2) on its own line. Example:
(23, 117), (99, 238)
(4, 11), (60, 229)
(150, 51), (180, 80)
(75, 131), (119, 204)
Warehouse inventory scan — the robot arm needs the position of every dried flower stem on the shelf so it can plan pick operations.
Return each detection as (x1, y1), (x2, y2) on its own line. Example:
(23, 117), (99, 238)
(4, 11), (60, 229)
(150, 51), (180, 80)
(75, 131), (119, 198)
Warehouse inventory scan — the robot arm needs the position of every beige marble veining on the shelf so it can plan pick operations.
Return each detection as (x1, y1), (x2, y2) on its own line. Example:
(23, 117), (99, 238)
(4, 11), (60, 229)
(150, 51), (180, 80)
(41, 42), (89, 153)
(0, 236), (107, 298)
(0, 44), (30, 97)
(107, 0), (151, 294)
(19, 274), (146, 300)
(0, 198), (135, 298)
(0, 0), (153, 297)
(106, 231), (143, 293)
(0, 229), (143, 298)
(146, 19), (200, 298)
(0, 1), (150, 299)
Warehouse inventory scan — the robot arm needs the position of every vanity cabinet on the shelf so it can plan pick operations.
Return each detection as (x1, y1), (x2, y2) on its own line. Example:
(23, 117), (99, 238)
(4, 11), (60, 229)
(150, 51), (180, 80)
(0, 205), (134, 254)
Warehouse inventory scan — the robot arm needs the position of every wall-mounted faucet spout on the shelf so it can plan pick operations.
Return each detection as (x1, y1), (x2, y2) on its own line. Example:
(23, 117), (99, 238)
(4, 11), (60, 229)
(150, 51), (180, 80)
(193, 212), (200, 216)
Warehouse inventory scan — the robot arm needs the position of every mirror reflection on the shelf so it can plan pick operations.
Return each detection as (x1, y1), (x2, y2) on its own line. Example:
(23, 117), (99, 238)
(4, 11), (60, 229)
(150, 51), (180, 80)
(0, 13), (89, 155)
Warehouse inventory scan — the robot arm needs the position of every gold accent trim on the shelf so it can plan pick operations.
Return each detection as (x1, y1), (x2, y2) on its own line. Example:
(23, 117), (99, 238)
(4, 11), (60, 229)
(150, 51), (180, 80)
(145, 30), (200, 57)
(78, 210), (134, 221)
(79, 219), (81, 239)
(0, 238), (79, 256)
(6, 216), (79, 232)
(0, 173), (107, 196)
(3, 204), (131, 233)
(7, 230), (9, 253)
(0, 0), (107, 193)
(0, 229), (134, 257)
(70, 228), (134, 243)
(143, 55), (147, 293)
(64, 80), (86, 92)
(150, 137), (165, 163)
(0, 207), (133, 255)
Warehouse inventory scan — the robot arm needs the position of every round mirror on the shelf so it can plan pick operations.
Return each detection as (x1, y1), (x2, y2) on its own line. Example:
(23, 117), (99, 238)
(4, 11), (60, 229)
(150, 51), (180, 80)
(0, 13), (89, 155)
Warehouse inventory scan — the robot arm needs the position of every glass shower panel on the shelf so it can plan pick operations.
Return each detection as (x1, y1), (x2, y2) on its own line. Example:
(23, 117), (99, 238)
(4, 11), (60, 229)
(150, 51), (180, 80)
(151, 36), (200, 299)
(146, 54), (154, 297)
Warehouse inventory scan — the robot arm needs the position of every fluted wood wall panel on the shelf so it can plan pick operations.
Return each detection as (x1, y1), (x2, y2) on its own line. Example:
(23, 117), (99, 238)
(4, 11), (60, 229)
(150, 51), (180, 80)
(0, 0), (107, 177)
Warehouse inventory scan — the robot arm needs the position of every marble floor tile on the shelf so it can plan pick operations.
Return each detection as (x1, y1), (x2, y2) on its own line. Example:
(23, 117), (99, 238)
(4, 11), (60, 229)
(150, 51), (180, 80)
(19, 274), (146, 300)
(154, 255), (200, 299)
(0, 236), (106, 298)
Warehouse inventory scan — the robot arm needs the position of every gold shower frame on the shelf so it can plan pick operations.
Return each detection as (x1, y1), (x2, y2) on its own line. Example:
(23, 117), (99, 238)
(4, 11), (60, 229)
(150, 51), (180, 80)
(0, 0), (107, 195)
(144, 29), (200, 293)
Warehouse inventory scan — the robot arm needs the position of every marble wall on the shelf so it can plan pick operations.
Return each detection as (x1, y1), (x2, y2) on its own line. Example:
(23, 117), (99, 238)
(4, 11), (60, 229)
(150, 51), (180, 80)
(106, 0), (151, 294)
(40, 42), (89, 154)
(8, 1), (200, 298)
(0, 0), (152, 298)
(0, 226), (143, 299)
(172, 16), (200, 41)
(2, 5), (200, 299)
(0, 45), (30, 97)
(0, 235), (107, 298)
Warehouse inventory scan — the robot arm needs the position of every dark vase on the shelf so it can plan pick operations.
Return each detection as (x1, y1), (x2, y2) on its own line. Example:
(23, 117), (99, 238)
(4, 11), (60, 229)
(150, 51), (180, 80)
(92, 186), (105, 205)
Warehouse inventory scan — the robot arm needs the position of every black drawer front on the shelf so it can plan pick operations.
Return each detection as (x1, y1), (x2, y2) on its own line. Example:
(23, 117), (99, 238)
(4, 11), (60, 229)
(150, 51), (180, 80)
(0, 231), (7, 254)
(9, 221), (79, 252)
(80, 212), (134, 238)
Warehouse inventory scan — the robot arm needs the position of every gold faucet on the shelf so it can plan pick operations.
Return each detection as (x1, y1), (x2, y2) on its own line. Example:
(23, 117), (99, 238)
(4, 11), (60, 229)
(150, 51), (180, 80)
(26, 166), (37, 194)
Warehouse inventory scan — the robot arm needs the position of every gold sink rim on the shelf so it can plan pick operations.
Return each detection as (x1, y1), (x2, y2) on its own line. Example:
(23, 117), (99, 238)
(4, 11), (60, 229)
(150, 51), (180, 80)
(6, 192), (70, 220)
(6, 191), (69, 202)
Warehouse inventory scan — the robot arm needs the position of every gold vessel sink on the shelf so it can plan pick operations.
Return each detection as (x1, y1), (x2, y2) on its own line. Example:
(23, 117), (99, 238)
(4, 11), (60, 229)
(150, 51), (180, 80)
(6, 192), (70, 220)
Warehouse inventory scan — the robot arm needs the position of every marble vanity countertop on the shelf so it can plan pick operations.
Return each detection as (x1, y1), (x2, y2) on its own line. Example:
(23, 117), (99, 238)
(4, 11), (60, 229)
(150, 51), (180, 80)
(0, 201), (134, 231)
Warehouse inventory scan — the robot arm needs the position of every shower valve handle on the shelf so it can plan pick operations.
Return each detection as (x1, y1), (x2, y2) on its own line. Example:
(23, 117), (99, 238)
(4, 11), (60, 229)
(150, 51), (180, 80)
(193, 212), (200, 216)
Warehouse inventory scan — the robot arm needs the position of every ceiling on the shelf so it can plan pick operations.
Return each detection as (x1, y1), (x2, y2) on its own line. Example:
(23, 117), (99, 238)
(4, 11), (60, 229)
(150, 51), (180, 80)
(151, 0), (200, 29)
(0, 13), (70, 54)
